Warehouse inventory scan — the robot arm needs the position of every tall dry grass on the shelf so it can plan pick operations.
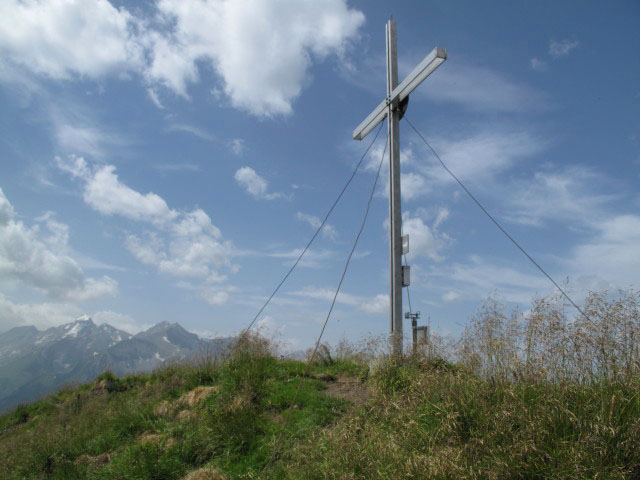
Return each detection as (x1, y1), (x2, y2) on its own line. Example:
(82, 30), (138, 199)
(457, 289), (640, 384)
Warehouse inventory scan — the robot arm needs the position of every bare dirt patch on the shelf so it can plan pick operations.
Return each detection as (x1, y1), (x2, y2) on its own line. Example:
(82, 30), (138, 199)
(181, 466), (227, 480)
(177, 386), (219, 407)
(74, 452), (111, 467)
(321, 376), (370, 405)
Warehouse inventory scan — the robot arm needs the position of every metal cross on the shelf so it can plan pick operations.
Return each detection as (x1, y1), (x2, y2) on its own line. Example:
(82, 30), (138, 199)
(353, 19), (446, 357)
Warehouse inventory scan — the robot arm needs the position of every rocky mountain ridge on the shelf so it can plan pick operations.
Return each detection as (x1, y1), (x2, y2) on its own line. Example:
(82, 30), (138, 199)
(0, 318), (232, 412)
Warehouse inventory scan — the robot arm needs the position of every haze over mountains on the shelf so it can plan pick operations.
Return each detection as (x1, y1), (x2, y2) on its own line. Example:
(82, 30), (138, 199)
(0, 317), (232, 412)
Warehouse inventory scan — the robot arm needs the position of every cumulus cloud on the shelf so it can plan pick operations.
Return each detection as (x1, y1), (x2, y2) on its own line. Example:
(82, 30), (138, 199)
(149, 0), (364, 114)
(56, 155), (178, 225)
(198, 289), (230, 306)
(0, 0), (143, 79)
(401, 209), (450, 262)
(358, 293), (389, 314)
(296, 212), (338, 241)
(549, 39), (579, 59)
(0, 294), (82, 332)
(56, 156), (235, 303)
(364, 145), (428, 201)
(0, 0), (365, 116)
(235, 166), (285, 200)
(0, 188), (117, 301)
(400, 172), (427, 201)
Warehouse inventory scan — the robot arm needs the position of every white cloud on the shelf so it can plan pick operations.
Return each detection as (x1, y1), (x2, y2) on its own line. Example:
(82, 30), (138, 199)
(0, 188), (117, 301)
(0, 192), (15, 225)
(123, 211), (233, 281)
(254, 315), (301, 350)
(56, 156), (235, 295)
(433, 207), (449, 228)
(567, 215), (640, 289)
(429, 255), (551, 304)
(365, 145), (426, 201)
(502, 166), (617, 227)
(167, 124), (217, 142)
(175, 280), (235, 307)
(198, 289), (230, 306)
(41, 98), (133, 161)
(549, 39), (579, 59)
(57, 155), (178, 226)
(1, 0), (364, 117)
(442, 290), (460, 302)
(0, 0), (144, 80)
(255, 315), (281, 336)
(296, 212), (338, 241)
(147, 88), (164, 109)
(289, 285), (388, 314)
(93, 310), (145, 334)
(402, 210), (450, 262)
(358, 293), (389, 314)
(235, 166), (284, 200)
(229, 138), (245, 156)
(420, 215), (640, 308)
(0, 296), (143, 334)
(415, 130), (544, 185)
(400, 172), (427, 201)
(530, 57), (548, 71)
(149, 0), (364, 115)
(85, 166), (179, 224)
(167, 125), (247, 156)
(54, 123), (123, 159)
(0, 294), (81, 332)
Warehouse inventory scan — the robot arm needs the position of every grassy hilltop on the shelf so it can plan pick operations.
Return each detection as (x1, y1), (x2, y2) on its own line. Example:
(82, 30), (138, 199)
(1, 291), (639, 479)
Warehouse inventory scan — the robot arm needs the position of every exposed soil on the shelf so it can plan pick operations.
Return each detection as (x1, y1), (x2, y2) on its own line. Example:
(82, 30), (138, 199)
(320, 376), (370, 406)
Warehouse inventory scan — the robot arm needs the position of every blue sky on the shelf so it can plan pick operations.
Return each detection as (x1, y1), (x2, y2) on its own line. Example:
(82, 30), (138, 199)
(1, 0), (639, 350)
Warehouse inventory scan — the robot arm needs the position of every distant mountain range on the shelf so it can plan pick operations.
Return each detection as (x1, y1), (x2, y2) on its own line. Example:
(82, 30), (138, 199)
(0, 317), (232, 412)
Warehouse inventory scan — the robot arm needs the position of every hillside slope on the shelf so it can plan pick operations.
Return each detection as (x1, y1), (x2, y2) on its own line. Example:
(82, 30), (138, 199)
(0, 336), (638, 479)
(0, 318), (232, 412)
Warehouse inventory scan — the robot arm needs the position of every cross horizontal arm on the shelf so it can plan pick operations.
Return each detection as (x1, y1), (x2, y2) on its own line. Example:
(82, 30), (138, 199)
(353, 47), (447, 140)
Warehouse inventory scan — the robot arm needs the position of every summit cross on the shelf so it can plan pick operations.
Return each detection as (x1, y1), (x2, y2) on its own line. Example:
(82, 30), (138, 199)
(352, 19), (446, 357)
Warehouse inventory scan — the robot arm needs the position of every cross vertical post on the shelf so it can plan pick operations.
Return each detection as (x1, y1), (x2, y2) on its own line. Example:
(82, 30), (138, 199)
(386, 19), (403, 358)
(352, 20), (446, 360)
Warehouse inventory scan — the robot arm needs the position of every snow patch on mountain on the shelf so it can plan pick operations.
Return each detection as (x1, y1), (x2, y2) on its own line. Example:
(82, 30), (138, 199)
(62, 322), (84, 339)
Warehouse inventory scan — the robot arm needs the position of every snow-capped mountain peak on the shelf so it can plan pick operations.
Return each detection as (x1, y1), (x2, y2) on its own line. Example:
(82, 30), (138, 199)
(0, 320), (233, 412)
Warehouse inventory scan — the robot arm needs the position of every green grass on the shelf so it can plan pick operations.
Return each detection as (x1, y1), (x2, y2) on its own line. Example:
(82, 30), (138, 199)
(1, 337), (638, 480)
(278, 358), (640, 480)
(0, 334), (352, 480)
